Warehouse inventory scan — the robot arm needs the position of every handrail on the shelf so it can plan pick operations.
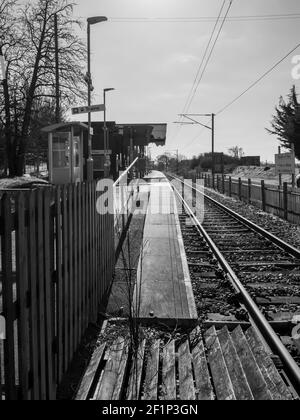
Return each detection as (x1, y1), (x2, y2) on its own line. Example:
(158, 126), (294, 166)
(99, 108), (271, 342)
(113, 157), (139, 187)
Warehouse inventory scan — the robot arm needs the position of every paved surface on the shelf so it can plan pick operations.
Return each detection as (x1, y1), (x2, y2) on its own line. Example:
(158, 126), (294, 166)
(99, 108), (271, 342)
(133, 171), (197, 326)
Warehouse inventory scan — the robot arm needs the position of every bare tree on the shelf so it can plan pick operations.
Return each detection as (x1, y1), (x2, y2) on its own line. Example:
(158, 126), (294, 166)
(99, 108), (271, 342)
(0, 0), (87, 176)
(228, 146), (244, 160)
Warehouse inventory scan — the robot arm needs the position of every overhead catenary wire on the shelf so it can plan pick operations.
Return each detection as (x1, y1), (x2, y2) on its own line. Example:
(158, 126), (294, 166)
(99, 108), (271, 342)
(216, 42), (300, 115)
(180, 0), (227, 118)
(184, 0), (234, 114)
(109, 13), (300, 23)
(169, 2), (226, 145)
(174, 1), (233, 152)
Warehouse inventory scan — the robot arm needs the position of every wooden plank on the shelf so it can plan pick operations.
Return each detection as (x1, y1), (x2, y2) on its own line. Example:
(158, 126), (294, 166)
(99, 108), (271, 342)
(27, 191), (40, 399)
(92, 181), (97, 321)
(75, 343), (106, 400)
(256, 297), (300, 305)
(77, 183), (83, 343)
(15, 193), (30, 400)
(126, 339), (146, 400)
(85, 184), (90, 325)
(68, 184), (74, 361)
(99, 213), (103, 300)
(1, 194), (17, 399)
(43, 189), (55, 399)
(217, 327), (254, 400)
(95, 337), (126, 400)
(161, 340), (176, 400)
(37, 189), (47, 399)
(231, 326), (272, 400)
(190, 330), (214, 400)
(245, 327), (292, 400)
(73, 184), (78, 350)
(178, 340), (195, 400)
(55, 187), (64, 382)
(62, 185), (69, 370)
(204, 326), (235, 400)
(143, 340), (160, 400)
(88, 183), (92, 321)
(94, 183), (99, 306)
(111, 343), (129, 400)
(81, 183), (86, 332)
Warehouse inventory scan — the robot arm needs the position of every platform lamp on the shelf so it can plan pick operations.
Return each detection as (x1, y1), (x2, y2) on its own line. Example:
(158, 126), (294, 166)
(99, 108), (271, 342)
(86, 16), (108, 181)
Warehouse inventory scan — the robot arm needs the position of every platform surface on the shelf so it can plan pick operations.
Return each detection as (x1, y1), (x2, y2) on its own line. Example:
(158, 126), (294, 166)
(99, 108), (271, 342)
(133, 171), (197, 326)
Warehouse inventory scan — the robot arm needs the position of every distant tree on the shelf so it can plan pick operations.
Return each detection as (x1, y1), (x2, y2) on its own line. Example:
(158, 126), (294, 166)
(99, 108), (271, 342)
(26, 99), (59, 171)
(267, 85), (300, 159)
(228, 146), (244, 160)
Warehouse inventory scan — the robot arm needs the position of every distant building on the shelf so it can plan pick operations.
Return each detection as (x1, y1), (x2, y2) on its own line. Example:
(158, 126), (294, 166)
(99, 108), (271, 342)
(240, 156), (261, 166)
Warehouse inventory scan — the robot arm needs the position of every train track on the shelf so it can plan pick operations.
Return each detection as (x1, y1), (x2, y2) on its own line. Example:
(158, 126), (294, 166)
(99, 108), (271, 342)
(167, 174), (300, 394)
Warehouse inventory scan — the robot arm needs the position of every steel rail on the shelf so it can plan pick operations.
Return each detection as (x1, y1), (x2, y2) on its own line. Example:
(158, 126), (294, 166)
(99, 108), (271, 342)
(171, 174), (300, 259)
(170, 177), (300, 394)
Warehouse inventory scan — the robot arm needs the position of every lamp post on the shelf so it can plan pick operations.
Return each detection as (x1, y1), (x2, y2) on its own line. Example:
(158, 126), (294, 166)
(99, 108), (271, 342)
(86, 16), (107, 181)
(174, 113), (216, 188)
(103, 87), (115, 178)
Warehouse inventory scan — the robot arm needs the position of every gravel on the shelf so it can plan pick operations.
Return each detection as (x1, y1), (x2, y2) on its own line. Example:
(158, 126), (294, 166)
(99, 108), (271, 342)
(204, 187), (300, 249)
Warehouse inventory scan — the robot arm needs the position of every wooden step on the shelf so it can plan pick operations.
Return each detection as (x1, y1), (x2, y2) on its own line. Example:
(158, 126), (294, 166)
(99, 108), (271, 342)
(217, 327), (254, 400)
(231, 326), (272, 400)
(204, 326), (236, 400)
(245, 328), (293, 400)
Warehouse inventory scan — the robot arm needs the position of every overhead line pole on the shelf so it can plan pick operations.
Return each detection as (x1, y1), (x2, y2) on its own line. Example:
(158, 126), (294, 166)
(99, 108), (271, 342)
(175, 113), (216, 188)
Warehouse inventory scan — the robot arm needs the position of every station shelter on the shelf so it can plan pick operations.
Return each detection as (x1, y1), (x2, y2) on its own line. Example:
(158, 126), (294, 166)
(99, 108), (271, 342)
(42, 122), (88, 185)
(43, 121), (166, 184)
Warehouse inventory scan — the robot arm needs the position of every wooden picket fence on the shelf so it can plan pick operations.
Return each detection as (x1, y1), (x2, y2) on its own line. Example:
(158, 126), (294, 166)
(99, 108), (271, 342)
(201, 174), (300, 225)
(0, 181), (115, 400)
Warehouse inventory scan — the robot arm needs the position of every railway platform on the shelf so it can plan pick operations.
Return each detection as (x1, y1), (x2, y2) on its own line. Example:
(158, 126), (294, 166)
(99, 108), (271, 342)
(132, 171), (197, 326)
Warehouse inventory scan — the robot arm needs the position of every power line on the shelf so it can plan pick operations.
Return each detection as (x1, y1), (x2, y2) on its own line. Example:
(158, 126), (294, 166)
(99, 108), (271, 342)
(184, 0), (234, 114)
(180, 0), (226, 118)
(217, 42), (300, 115)
(110, 13), (300, 23)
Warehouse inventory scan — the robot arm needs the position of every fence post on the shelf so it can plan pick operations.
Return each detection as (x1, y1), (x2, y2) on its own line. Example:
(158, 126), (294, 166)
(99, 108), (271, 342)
(248, 178), (251, 204)
(222, 175), (225, 194)
(283, 182), (288, 220)
(192, 177), (196, 209)
(261, 180), (266, 211)
(229, 176), (232, 197)
(238, 178), (242, 201)
(181, 178), (185, 214)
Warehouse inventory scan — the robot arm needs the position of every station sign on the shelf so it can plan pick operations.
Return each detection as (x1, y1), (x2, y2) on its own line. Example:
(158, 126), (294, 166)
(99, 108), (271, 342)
(71, 104), (105, 115)
(275, 152), (296, 175)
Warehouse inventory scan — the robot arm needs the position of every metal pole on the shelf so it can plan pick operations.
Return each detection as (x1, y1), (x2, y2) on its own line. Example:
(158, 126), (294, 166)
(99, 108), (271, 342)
(212, 113), (215, 189)
(54, 13), (60, 123)
(86, 22), (93, 181)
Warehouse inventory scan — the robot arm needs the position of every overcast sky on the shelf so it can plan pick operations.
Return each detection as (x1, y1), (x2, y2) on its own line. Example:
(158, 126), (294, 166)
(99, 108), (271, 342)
(71, 0), (300, 162)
